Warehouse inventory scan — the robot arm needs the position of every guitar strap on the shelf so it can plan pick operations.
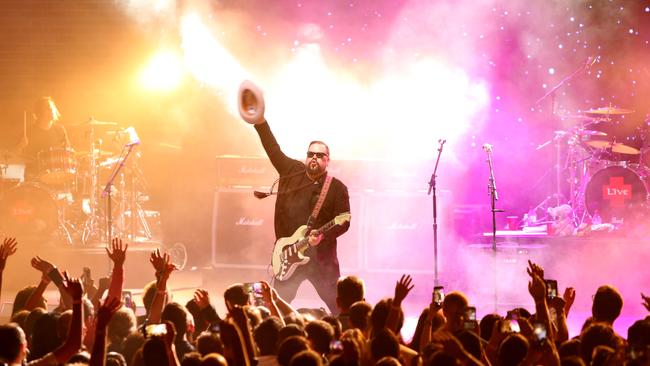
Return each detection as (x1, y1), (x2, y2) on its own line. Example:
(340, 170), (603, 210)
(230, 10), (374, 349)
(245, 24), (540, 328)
(307, 175), (333, 227)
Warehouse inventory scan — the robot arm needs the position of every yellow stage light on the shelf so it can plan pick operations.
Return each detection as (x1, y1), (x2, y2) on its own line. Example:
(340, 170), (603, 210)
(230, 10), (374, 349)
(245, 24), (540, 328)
(139, 50), (185, 91)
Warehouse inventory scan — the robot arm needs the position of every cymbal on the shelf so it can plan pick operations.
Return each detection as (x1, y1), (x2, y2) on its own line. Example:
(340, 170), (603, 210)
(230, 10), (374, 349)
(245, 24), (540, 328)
(584, 140), (612, 149)
(582, 140), (640, 154)
(75, 149), (113, 157)
(584, 107), (635, 115)
(67, 118), (118, 127)
(611, 143), (640, 155)
(575, 129), (607, 136)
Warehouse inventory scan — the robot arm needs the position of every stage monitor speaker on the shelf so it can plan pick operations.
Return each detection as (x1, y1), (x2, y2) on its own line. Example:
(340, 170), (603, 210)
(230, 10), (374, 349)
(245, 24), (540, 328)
(211, 187), (276, 268)
(211, 187), (362, 273)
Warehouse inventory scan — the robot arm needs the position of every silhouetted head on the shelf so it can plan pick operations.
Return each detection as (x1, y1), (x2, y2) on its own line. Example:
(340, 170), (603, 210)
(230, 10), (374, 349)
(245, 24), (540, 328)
(591, 285), (623, 324)
(336, 276), (365, 313)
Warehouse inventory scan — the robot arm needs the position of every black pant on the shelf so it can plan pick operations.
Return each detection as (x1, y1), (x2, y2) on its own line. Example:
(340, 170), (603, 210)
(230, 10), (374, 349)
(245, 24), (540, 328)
(273, 261), (340, 314)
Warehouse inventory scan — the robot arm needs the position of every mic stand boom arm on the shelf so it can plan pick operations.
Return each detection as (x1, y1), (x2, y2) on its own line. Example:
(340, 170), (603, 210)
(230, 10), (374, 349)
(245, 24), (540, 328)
(102, 143), (138, 243)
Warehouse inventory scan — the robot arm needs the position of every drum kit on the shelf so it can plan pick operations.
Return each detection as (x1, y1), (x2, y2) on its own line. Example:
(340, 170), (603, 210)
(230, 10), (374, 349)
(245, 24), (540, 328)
(538, 106), (650, 230)
(0, 118), (158, 245)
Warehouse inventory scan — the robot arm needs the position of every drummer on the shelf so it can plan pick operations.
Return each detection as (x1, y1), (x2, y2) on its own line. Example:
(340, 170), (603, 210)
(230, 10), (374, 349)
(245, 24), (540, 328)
(15, 96), (71, 179)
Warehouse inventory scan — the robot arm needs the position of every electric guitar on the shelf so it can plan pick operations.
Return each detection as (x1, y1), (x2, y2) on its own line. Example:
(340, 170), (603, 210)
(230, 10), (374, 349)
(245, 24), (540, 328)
(271, 212), (351, 281)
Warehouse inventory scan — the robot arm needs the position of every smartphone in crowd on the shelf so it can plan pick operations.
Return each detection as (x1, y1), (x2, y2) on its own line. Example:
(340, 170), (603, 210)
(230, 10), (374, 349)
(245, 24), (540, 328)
(145, 323), (167, 338)
(465, 306), (476, 321)
(243, 282), (265, 306)
(122, 291), (133, 309)
(502, 312), (520, 333)
(532, 322), (547, 346)
(433, 286), (445, 306)
(330, 340), (344, 353)
(545, 279), (558, 299)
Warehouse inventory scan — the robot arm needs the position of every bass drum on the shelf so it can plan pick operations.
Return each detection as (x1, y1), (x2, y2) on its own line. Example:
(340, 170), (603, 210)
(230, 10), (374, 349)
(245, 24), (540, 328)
(585, 166), (648, 223)
(0, 183), (59, 236)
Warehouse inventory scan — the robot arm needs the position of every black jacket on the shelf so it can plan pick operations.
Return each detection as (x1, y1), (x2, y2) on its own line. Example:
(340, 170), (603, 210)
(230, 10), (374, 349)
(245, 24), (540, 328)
(254, 122), (350, 269)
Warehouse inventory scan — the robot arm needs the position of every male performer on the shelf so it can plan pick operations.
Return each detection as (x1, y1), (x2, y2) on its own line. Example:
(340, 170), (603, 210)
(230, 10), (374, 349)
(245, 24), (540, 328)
(253, 120), (350, 314)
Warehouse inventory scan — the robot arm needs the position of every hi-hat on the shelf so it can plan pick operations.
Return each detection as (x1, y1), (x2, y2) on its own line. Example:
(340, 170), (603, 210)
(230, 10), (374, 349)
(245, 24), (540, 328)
(584, 107), (634, 115)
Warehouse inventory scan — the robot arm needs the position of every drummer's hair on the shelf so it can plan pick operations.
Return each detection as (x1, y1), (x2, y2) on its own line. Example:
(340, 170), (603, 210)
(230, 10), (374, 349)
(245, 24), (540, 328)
(33, 96), (61, 121)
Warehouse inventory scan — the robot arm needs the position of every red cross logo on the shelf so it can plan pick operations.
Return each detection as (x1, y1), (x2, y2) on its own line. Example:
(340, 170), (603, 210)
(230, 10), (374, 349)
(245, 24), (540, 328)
(602, 177), (631, 207)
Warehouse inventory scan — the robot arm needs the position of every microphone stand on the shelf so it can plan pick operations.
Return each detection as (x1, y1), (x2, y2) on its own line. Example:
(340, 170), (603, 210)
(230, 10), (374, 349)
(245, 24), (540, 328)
(102, 143), (138, 243)
(483, 144), (504, 311)
(428, 139), (446, 286)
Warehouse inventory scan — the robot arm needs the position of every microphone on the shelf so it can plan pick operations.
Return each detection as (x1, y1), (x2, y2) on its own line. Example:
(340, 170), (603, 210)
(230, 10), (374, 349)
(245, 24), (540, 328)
(125, 126), (140, 146)
(482, 143), (493, 153)
(253, 191), (272, 199)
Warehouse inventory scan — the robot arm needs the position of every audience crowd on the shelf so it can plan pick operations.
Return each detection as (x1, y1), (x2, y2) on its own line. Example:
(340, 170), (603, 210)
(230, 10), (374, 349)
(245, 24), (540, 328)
(1, 236), (649, 366)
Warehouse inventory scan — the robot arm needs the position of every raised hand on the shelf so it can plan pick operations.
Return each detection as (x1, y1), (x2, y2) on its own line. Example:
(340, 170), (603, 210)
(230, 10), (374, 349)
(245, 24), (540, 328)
(393, 274), (414, 306)
(96, 297), (122, 328)
(31, 256), (55, 274)
(642, 293), (650, 312)
(528, 272), (546, 303)
(194, 289), (211, 310)
(561, 287), (575, 316)
(0, 237), (18, 270)
(526, 260), (545, 281)
(62, 271), (83, 301)
(106, 238), (128, 266)
(149, 249), (168, 273)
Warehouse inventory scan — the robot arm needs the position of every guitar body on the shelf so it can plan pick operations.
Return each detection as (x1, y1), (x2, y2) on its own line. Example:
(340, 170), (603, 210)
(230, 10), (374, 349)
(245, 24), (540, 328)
(271, 212), (351, 281)
(271, 225), (311, 281)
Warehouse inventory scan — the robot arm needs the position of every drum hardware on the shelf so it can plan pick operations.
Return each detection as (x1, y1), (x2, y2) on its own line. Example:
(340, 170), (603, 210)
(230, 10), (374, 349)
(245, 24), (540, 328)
(37, 147), (78, 185)
(79, 125), (155, 245)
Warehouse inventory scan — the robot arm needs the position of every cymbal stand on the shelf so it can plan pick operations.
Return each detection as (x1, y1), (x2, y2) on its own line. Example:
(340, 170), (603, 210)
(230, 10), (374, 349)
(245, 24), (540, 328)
(82, 125), (104, 245)
(126, 153), (153, 241)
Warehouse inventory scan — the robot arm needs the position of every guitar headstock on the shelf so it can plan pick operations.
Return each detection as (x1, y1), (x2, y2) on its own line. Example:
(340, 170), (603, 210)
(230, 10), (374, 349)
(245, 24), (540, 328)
(334, 212), (352, 225)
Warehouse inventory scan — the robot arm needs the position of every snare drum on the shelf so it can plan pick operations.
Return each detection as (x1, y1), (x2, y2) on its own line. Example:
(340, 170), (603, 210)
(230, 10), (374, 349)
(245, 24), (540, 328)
(584, 165), (648, 223)
(0, 183), (59, 236)
(37, 147), (77, 185)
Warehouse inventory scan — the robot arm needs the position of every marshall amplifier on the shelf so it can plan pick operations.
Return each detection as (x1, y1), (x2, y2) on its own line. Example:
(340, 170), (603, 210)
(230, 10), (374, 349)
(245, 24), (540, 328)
(211, 187), (276, 268)
(363, 191), (439, 272)
(215, 155), (278, 188)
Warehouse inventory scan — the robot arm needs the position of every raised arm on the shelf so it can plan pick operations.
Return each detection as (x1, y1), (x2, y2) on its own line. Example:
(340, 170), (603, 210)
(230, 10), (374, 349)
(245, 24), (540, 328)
(147, 249), (176, 324)
(52, 273), (84, 363)
(387, 274), (414, 333)
(259, 281), (284, 325)
(30, 256), (72, 310)
(193, 288), (222, 325)
(527, 261), (554, 342)
(89, 297), (122, 366)
(270, 287), (299, 319)
(253, 121), (298, 175)
(0, 237), (18, 300)
(105, 237), (128, 302)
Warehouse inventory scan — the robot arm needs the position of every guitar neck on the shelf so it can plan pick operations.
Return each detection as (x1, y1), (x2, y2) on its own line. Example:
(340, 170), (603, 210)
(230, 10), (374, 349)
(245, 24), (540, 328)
(295, 218), (338, 251)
